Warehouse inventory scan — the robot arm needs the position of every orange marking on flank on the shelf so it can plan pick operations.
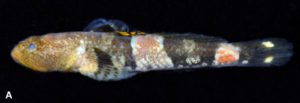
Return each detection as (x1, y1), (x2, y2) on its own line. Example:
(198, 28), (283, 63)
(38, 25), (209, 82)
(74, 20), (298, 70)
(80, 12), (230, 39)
(216, 49), (238, 64)
(218, 54), (237, 63)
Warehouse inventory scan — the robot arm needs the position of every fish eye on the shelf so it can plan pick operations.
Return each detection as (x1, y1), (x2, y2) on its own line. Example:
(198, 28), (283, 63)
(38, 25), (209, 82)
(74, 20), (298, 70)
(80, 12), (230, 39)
(28, 43), (36, 51)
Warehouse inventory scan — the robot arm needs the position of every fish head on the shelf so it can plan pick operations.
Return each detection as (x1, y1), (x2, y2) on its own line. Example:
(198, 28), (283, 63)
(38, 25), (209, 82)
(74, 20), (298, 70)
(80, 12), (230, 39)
(11, 33), (80, 72)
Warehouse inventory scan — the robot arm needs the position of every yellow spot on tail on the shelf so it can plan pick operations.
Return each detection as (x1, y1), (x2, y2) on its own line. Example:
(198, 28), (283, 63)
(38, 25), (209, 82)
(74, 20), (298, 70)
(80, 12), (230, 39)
(262, 41), (274, 48)
(264, 56), (274, 63)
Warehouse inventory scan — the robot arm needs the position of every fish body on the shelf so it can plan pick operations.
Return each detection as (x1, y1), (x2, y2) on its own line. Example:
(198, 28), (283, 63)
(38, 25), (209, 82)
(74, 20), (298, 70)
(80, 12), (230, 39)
(11, 19), (293, 81)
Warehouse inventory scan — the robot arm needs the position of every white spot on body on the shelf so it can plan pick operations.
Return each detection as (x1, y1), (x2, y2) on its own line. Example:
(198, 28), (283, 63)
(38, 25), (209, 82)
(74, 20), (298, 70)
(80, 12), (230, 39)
(130, 37), (138, 55)
(262, 41), (274, 48)
(264, 56), (274, 63)
(76, 40), (86, 56)
(242, 60), (249, 64)
(185, 55), (201, 65)
(157, 36), (164, 49)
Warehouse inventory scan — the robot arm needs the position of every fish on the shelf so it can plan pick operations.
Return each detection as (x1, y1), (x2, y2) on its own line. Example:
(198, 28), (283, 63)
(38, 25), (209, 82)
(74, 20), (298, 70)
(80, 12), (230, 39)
(11, 18), (293, 81)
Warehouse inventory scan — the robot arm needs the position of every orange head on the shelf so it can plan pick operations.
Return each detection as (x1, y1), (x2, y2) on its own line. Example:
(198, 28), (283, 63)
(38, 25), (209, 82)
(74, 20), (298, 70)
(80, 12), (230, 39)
(11, 33), (81, 72)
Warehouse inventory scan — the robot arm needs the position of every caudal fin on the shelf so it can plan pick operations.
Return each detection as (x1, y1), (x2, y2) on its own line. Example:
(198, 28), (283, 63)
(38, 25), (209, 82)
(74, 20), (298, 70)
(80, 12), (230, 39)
(234, 38), (293, 67)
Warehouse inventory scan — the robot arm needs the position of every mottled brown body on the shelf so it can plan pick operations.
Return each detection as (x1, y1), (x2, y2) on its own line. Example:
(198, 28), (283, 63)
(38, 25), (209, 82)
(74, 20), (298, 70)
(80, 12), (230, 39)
(11, 31), (293, 81)
(11, 32), (239, 80)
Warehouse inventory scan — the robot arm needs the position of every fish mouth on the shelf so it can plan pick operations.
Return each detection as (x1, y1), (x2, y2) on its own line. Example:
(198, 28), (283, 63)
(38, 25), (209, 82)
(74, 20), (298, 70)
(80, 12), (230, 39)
(11, 46), (22, 65)
(11, 45), (49, 72)
(11, 46), (28, 69)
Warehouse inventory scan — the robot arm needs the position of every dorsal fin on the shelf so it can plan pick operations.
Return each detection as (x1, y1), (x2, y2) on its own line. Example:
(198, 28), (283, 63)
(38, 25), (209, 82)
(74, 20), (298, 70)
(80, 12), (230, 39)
(84, 18), (130, 32)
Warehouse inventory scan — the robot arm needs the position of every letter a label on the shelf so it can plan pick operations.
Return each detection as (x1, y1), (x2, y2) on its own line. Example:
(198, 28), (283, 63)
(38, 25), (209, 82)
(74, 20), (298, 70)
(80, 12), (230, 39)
(5, 91), (12, 99)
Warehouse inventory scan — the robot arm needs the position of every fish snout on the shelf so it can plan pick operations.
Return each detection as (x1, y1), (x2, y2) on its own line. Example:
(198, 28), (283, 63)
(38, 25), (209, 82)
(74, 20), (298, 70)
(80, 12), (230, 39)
(11, 46), (22, 64)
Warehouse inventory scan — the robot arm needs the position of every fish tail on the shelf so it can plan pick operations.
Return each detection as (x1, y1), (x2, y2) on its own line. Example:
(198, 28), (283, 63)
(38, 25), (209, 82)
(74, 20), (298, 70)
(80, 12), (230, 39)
(233, 38), (293, 67)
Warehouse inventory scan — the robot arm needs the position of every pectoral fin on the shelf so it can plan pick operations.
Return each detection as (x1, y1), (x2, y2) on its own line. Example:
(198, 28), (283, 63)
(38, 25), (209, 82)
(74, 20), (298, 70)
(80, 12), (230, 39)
(79, 48), (137, 81)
